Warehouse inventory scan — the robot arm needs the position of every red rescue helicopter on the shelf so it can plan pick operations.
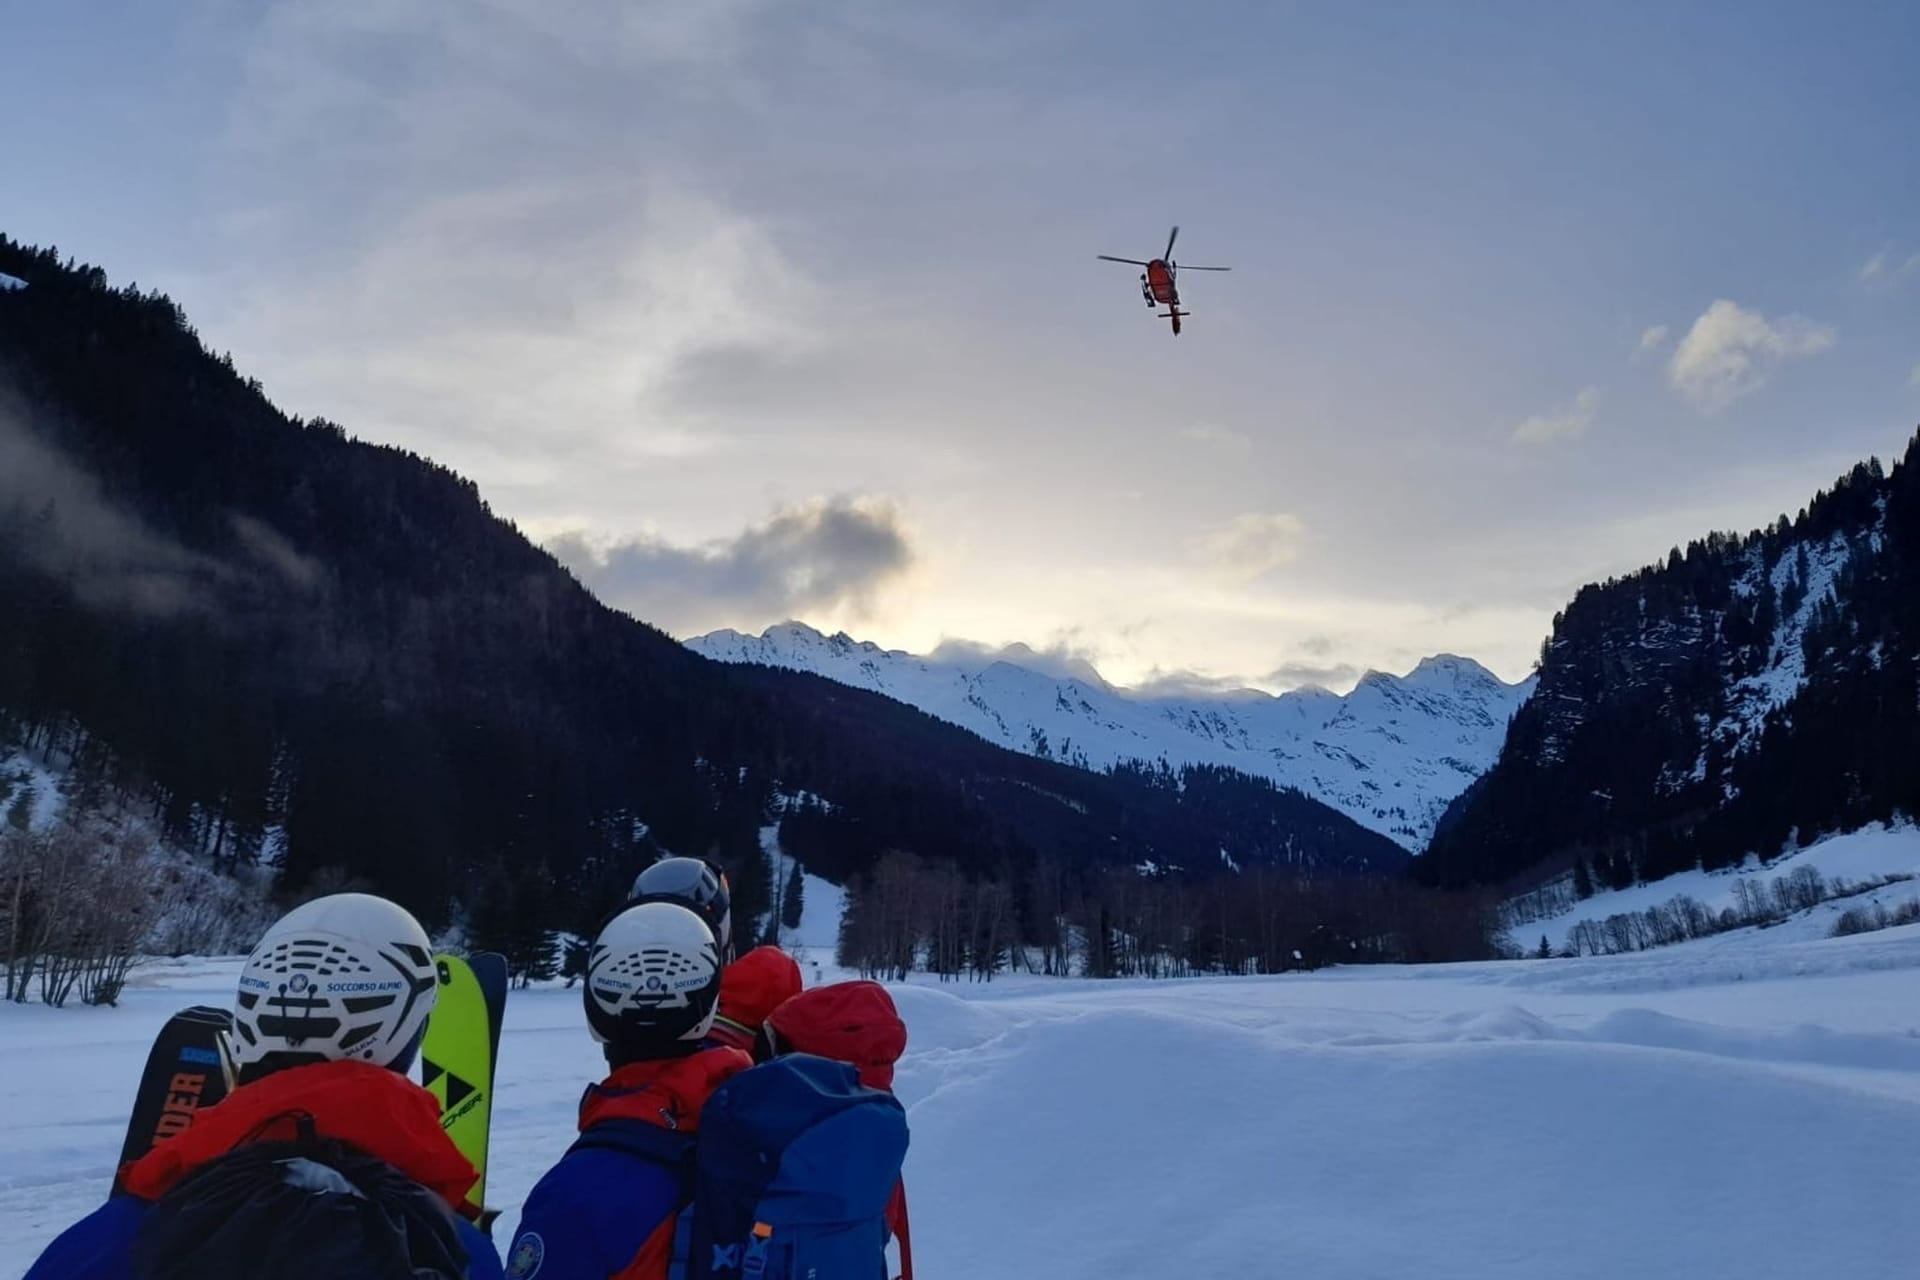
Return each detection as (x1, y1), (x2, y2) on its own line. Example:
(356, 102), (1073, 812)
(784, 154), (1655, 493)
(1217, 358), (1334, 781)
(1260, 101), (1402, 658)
(1098, 225), (1231, 336)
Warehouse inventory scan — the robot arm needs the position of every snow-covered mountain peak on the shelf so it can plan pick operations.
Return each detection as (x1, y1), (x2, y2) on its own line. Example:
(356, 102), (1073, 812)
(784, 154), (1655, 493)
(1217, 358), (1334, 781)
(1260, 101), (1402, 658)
(688, 623), (1534, 850)
(1408, 653), (1503, 686)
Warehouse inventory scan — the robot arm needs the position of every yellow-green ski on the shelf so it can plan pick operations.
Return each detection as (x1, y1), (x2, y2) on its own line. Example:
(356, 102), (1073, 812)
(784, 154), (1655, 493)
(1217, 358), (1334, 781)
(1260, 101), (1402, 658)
(422, 952), (507, 1217)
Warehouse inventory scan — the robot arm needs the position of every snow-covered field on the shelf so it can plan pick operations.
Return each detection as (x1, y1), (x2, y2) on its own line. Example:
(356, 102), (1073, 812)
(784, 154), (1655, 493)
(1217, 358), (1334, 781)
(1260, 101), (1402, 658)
(6, 922), (1919, 1279)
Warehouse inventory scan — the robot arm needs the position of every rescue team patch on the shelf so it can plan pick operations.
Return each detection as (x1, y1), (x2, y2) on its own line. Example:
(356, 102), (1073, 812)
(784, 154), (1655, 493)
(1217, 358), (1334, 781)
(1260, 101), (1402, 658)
(505, 1231), (544, 1280)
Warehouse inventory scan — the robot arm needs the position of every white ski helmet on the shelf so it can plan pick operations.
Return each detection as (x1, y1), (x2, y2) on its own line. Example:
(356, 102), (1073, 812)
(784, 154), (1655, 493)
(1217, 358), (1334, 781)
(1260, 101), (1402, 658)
(231, 893), (439, 1079)
(630, 856), (733, 959)
(584, 900), (724, 1057)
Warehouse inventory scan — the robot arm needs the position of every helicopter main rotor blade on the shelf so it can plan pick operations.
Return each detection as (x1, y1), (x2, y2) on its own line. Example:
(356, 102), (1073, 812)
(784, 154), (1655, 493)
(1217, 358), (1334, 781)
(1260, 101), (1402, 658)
(1097, 255), (1152, 265)
(1164, 225), (1180, 259)
(1177, 265), (1232, 271)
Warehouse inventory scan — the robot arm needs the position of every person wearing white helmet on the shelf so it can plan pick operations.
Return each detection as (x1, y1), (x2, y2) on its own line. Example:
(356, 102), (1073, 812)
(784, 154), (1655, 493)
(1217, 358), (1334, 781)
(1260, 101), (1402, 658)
(504, 901), (752, 1280)
(229, 890), (441, 1078)
(24, 893), (504, 1280)
(625, 854), (802, 1055)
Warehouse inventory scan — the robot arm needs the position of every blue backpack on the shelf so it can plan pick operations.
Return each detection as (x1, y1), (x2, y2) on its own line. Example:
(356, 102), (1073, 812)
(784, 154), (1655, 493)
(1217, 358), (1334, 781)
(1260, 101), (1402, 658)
(574, 1054), (909, 1280)
(691, 1054), (909, 1279)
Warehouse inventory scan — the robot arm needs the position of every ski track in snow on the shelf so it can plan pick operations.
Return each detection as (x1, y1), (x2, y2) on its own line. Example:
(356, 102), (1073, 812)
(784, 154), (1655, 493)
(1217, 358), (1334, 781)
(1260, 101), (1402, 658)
(5, 926), (1920, 1279)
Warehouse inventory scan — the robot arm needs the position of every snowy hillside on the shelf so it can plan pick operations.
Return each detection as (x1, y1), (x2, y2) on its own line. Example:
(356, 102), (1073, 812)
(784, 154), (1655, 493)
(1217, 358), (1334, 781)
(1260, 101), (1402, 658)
(691, 623), (1533, 849)
(7, 928), (1920, 1278)
(0, 743), (69, 831)
(1510, 823), (1920, 955)
(0, 739), (271, 956)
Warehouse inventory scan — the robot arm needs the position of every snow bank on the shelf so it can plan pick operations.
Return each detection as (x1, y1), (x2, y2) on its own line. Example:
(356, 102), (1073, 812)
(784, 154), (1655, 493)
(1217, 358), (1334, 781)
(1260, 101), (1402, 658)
(0, 273), (25, 292)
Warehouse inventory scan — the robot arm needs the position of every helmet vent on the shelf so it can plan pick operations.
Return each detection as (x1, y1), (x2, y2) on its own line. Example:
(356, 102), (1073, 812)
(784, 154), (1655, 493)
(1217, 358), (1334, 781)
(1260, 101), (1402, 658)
(264, 938), (376, 977)
(230, 899), (437, 1076)
(603, 946), (707, 981)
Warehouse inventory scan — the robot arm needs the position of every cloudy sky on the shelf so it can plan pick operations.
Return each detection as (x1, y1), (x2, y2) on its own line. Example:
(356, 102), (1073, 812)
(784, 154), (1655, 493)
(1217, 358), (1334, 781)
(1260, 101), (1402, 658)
(6, 1), (1917, 691)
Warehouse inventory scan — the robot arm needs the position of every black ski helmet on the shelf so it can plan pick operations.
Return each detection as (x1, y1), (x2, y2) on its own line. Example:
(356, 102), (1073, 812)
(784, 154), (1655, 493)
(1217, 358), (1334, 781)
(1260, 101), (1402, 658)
(630, 856), (733, 961)
(583, 901), (724, 1060)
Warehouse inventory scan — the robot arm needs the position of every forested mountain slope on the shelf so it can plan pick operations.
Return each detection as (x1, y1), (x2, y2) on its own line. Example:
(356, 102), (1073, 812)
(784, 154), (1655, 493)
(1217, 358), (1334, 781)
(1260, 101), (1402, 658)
(1423, 436), (1920, 893)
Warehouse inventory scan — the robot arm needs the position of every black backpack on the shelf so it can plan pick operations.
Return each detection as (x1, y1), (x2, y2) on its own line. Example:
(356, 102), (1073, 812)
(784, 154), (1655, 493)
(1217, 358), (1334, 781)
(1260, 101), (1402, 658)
(131, 1136), (472, 1280)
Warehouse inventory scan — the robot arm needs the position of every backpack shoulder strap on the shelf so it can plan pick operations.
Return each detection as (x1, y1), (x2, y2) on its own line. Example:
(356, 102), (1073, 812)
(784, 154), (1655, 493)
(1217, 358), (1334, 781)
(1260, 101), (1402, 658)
(891, 1179), (914, 1280)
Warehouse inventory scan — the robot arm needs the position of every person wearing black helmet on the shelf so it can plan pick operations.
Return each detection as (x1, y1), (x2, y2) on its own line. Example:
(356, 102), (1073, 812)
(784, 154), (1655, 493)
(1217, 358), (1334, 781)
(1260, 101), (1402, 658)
(628, 855), (734, 963)
(503, 901), (751, 1280)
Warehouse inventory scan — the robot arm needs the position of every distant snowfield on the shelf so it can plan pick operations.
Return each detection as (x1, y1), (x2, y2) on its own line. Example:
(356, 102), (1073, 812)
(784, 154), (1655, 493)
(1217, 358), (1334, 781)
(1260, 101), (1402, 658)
(1518, 823), (1920, 952)
(5, 923), (1919, 1279)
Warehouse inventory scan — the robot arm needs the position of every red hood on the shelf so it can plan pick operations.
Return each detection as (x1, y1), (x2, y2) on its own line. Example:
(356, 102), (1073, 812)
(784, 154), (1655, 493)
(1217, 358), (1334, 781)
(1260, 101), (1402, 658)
(709, 946), (803, 1051)
(579, 1046), (752, 1133)
(766, 981), (907, 1090)
(121, 1059), (477, 1211)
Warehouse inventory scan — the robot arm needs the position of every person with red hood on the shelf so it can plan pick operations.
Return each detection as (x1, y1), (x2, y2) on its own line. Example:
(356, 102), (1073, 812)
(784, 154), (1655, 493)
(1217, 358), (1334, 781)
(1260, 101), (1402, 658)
(23, 893), (504, 1280)
(706, 943), (803, 1052)
(503, 901), (749, 1280)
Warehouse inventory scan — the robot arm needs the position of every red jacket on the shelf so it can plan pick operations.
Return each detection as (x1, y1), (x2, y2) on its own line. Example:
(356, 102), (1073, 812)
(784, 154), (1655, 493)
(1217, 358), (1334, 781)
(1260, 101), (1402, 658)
(121, 1059), (478, 1211)
(23, 1060), (503, 1280)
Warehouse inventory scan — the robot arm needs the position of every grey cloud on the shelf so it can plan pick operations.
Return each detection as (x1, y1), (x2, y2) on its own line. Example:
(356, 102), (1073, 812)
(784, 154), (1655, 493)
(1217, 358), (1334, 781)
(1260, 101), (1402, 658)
(1511, 388), (1598, 446)
(926, 637), (1110, 687)
(1265, 661), (1361, 689)
(549, 496), (912, 633)
(0, 400), (221, 616)
(230, 513), (325, 592)
(1178, 424), (1253, 452)
(1129, 658), (1359, 698)
(654, 342), (852, 420)
(1126, 669), (1270, 700)
(1859, 245), (1920, 290)
(1668, 300), (1835, 413)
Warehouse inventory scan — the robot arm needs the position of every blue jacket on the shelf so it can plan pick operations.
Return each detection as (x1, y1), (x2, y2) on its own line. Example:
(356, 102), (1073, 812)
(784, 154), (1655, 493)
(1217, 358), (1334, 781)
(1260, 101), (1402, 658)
(504, 1048), (750, 1280)
(505, 1131), (689, 1280)
(24, 1194), (504, 1280)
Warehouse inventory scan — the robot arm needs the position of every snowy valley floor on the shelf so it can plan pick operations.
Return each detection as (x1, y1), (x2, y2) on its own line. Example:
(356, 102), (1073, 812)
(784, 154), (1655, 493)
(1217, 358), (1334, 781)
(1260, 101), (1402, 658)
(5, 927), (1920, 1280)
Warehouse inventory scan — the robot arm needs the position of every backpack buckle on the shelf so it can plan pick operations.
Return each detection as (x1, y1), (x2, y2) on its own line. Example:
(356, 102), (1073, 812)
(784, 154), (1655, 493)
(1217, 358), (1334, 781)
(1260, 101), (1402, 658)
(742, 1223), (773, 1276)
